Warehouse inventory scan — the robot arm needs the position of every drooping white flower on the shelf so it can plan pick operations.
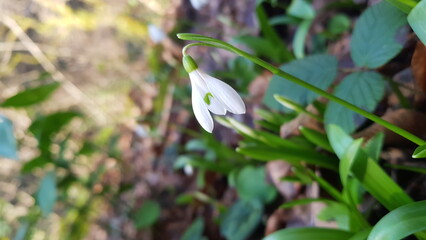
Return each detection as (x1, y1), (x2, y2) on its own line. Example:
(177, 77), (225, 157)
(148, 24), (166, 44)
(183, 55), (246, 133)
(189, 0), (208, 10)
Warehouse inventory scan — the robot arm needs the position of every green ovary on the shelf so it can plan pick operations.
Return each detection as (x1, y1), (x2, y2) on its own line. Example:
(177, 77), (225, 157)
(203, 92), (214, 105)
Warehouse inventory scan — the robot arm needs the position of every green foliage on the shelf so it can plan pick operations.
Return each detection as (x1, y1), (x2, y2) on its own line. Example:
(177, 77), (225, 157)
(287, 0), (315, 19)
(133, 200), (161, 229)
(368, 201), (426, 240)
(350, 1), (406, 68)
(0, 82), (60, 108)
(264, 55), (337, 111)
(235, 166), (277, 204)
(327, 14), (351, 35)
(263, 227), (353, 240)
(412, 145), (426, 158)
(220, 199), (263, 240)
(181, 218), (207, 240)
(408, 0), (426, 46)
(36, 172), (57, 217)
(0, 115), (18, 160)
(325, 72), (385, 133)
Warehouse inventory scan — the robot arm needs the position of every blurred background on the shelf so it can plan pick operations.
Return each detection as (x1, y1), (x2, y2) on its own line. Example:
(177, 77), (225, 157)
(1, 0), (426, 239)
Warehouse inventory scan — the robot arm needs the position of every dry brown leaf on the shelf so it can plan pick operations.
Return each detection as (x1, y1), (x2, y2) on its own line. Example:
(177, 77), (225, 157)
(411, 41), (426, 92)
(353, 109), (426, 147)
(280, 104), (323, 138)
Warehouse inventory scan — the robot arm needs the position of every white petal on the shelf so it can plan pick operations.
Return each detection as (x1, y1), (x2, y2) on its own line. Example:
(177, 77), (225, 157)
(201, 72), (246, 114)
(191, 87), (214, 132)
(190, 71), (226, 115)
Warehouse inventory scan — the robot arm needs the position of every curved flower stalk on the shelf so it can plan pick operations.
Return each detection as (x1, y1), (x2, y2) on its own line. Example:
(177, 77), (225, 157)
(183, 55), (246, 133)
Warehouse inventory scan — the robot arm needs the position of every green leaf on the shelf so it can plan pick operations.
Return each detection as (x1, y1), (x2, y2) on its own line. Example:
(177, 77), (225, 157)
(328, 14), (351, 35)
(1, 82), (60, 108)
(29, 111), (81, 150)
(21, 156), (51, 173)
(293, 19), (313, 59)
(174, 155), (233, 174)
(326, 124), (354, 160)
(364, 132), (384, 161)
(408, 0), (426, 45)
(233, 36), (287, 63)
(412, 145), (426, 158)
(235, 166), (277, 204)
(325, 71), (385, 133)
(386, 0), (417, 14)
(0, 115), (18, 160)
(36, 171), (57, 216)
(280, 198), (332, 209)
(134, 200), (161, 229)
(350, 148), (413, 211)
(348, 228), (372, 240)
(350, 1), (406, 68)
(264, 55), (337, 111)
(287, 0), (315, 19)
(181, 218), (207, 240)
(368, 201), (426, 240)
(317, 202), (355, 231)
(299, 127), (333, 152)
(220, 199), (263, 240)
(236, 144), (338, 170)
(263, 227), (353, 240)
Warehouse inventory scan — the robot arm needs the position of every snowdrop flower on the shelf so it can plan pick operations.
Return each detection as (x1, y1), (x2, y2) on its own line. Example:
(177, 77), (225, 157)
(148, 24), (166, 44)
(189, 0), (208, 10)
(183, 55), (246, 133)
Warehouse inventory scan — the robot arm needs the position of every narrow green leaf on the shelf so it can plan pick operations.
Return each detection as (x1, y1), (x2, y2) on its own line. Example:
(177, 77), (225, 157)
(340, 139), (363, 187)
(386, 0), (417, 13)
(0, 115), (18, 160)
(386, 164), (426, 174)
(134, 200), (161, 229)
(351, 1), (406, 68)
(326, 124), (354, 160)
(36, 171), (57, 216)
(364, 132), (384, 161)
(408, 0), (426, 45)
(1, 82), (60, 108)
(348, 228), (372, 240)
(181, 218), (207, 240)
(263, 227), (353, 240)
(351, 149), (413, 211)
(236, 144), (338, 170)
(280, 198), (332, 209)
(368, 201), (426, 240)
(412, 145), (426, 158)
(220, 199), (263, 240)
(264, 55), (337, 111)
(293, 19), (312, 59)
(299, 127), (333, 152)
(325, 72), (386, 133)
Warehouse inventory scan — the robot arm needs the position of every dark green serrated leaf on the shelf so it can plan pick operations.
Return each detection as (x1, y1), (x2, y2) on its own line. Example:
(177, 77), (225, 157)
(36, 171), (57, 216)
(220, 199), (263, 240)
(325, 71), (385, 133)
(368, 201), (426, 240)
(264, 55), (337, 111)
(408, 0), (426, 45)
(134, 200), (161, 229)
(350, 1), (406, 68)
(1, 82), (60, 108)
(263, 227), (353, 240)
(0, 115), (18, 160)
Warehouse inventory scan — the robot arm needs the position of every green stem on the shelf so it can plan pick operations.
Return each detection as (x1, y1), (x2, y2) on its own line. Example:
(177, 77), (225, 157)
(177, 33), (426, 146)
